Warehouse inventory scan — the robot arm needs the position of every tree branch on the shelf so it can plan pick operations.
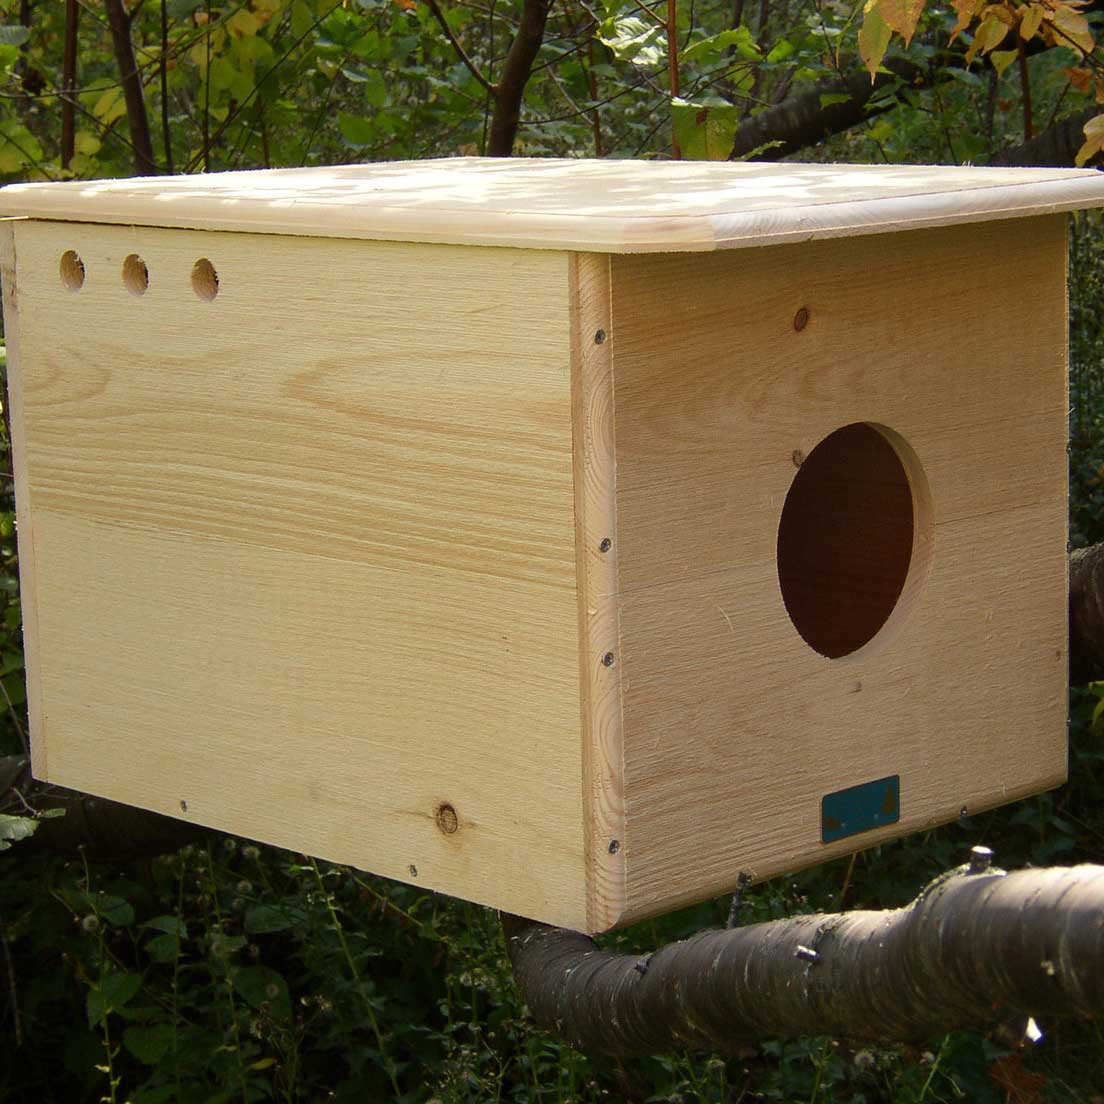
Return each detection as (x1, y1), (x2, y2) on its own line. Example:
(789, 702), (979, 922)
(104, 0), (158, 174)
(505, 859), (1104, 1053)
(991, 105), (1099, 167)
(730, 55), (929, 160)
(60, 0), (79, 171)
(487, 0), (553, 155)
(423, 0), (498, 95)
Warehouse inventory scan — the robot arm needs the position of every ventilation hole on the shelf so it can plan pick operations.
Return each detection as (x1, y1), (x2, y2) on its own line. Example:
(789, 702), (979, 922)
(776, 422), (930, 659)
(122, 254), (149, 296)
(192, 257), (219, 301)
(59, 250), (85, 291)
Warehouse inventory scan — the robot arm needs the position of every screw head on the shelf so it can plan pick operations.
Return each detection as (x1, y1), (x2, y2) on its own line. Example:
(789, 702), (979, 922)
(408, 864), (418, 877)
(608, 839), (621, 854)
(601, 651), (615, 667)
(598, 537), (612, 553)
(594, 328), (607, 345)
(968, 845), (994, 874)
(793, 307), (810, 332)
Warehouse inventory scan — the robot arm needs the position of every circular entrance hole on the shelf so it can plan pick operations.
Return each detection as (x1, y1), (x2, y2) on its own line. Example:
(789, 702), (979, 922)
(776, 422), (930, 659)
(59, 250), (85, 291)
(122, 253), (149, 296)
(192, 257), (219, 301)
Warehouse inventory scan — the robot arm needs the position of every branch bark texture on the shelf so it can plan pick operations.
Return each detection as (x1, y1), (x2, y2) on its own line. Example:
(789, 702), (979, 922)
(104, 0), (158, 175)
(1070, 542), (1104, 684)
(505, 863), (1104, 1054)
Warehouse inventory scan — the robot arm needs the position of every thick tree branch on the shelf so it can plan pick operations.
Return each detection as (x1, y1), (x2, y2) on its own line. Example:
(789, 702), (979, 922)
(991, 106), (1099, 167)
(505, 860), (1104, 1053)
(104, 0), (158, 175)
(487, 0), (553, 155)
(60, 0), (79, 171)
(731, 56), (930, 160)
(1070, 542), (1104, 683)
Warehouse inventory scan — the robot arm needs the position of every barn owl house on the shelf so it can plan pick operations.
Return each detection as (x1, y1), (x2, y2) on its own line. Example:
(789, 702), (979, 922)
(1, 159), (1101, 932)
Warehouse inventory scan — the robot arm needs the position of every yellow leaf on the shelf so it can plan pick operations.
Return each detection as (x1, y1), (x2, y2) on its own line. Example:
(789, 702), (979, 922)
(990, 47), (1017, 75)
(1047, 2), (1095, 54)
(1075, 112), (1104, 165)
(1065, 65), (1093, 92)
(92, 86), (126, 124)
(877, 0), (926, 44)
(227, 10), (260, 37)
(249, 1057), (277, 1071)
(965, 13), (1009, 62)
(859, 5), (892, 79)
(75, 131), (101, 156)
(1019, 3), (1044, 40)
(949, 0), (985, 42)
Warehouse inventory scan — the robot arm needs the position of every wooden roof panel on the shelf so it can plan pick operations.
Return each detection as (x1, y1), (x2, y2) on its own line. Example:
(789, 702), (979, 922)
(2, 157), (1103, 252)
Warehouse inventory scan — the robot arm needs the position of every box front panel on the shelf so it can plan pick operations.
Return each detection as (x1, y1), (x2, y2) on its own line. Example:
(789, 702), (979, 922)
(611, 217), (1069, 922)
(7, 220), (587, 927)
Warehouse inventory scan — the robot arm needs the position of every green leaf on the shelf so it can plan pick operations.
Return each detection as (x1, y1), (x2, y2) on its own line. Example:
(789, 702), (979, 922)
(244, 903), (306, 934)
(680, 27), (760, 64)
(672, 98), (741, 160)
(145, 915), (187, 937)
(765, 38), (795, 63)
(598, 14), (665, 66)
(338, 113), (377, 147)
(96, 895), (136, 928)
(0, 25), (30, 47)
(0, 813), (37, 851)
(166, 0), (205, 18)
(232, 966), (291, 1020)
(124, 1024), (176, 1066)
(87, 972), (142, 1028)
(145, 933), (183, 964)
(819, 92), (853, 107)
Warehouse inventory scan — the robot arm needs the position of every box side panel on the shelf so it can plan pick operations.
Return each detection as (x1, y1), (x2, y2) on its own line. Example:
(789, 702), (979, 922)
(0, 220), (46, 777)
(569, 253), (627, 932)
(13, 220), (586, 928)
(611, 217), (1069, 924)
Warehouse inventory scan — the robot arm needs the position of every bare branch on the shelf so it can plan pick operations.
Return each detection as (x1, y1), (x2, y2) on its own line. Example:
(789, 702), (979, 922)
(505, 861), (1104, 1053)
(487, 0), (554, 155)
(424, 0), (498, 95)
(104, 0), (158, 174)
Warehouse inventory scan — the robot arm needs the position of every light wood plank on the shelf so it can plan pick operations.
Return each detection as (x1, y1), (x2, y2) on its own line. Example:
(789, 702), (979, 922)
(609, 217), (1069, 924)
(570, 252), (627, 931)
(2, 160), (1103, 253)
(13, 220), (588, 927)
(0, 219), (46, 777)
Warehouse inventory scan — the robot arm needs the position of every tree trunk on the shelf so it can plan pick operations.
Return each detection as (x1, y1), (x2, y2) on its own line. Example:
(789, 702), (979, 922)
(505, 859), (1104, 1053)
(487, 0), (553, 155)
(104, 0), (158, 175)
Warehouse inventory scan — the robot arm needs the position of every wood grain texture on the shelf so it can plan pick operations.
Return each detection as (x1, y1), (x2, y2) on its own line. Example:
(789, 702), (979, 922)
(609, 217), (1070, 924)
(12, 219), (589, 927)
(569, 252), (627, 931)
(2, 160), (1103, 254)
(0, 219), (46, 777)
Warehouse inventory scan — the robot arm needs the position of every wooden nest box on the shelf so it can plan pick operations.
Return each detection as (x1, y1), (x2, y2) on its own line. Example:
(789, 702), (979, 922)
(2, 159), (1103, 932)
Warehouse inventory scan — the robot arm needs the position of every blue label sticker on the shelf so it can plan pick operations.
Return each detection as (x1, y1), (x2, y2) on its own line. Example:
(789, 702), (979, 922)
(821, 775), (900, 844)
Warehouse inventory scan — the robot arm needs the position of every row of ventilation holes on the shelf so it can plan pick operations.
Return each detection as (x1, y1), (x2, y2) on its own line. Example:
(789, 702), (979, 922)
(59, 250), (219, 301)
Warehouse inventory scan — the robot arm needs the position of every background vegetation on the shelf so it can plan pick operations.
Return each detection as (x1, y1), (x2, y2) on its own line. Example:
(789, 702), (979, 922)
(2, 0), (1104, 1100)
